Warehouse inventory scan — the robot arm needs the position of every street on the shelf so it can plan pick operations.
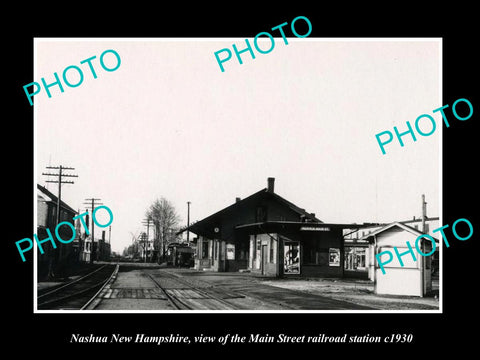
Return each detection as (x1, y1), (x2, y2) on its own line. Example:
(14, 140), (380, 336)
(92, 263), (375, 311)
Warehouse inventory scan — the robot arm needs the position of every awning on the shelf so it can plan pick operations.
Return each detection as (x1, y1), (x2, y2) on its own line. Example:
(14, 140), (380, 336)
(234, 221), (386, 235)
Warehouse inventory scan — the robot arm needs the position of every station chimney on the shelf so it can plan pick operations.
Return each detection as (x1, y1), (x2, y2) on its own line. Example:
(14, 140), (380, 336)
(267, 177), (275, 193)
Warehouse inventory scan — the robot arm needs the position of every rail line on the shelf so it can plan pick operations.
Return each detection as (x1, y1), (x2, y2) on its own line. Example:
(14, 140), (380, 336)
(37, 264), (118, 310)
(144, 270), (244, 310)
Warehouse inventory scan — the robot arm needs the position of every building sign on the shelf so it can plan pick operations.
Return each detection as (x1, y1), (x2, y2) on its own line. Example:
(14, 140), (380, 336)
(300, 226), (330, 231)
(329, 248), (340, 267)
(284, 242), (300, 274)
(226, 244), (235, 260)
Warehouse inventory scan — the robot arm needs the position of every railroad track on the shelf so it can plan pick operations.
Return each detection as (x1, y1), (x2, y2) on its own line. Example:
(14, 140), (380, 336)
(37, 264), (118, 310)
(144, 270), (244, 310)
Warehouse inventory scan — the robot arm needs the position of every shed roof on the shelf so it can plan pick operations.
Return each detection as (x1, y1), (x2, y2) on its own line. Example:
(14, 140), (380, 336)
(362, 222), (439, 243)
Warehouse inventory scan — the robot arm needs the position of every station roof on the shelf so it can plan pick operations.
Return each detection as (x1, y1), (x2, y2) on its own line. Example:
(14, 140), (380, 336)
(177, 186), (322, 238)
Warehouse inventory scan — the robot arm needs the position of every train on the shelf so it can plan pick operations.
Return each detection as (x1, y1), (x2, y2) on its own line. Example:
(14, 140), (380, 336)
(166, 243), (195, 267)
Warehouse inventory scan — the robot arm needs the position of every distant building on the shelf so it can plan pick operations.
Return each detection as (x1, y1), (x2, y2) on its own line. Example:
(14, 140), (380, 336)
(81, 229), (111, 262)
(97, 230), (111, 261)
(37, 184), (78, 280)
(81, 234), (92, 262)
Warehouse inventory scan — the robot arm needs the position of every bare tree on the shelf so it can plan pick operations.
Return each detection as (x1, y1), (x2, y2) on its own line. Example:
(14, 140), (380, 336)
(145, 197), (181, 263)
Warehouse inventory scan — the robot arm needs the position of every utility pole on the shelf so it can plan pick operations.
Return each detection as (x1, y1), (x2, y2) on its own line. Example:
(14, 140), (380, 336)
(130, 232), (138, 259)
(421, 194), (427, 234)
(107, 225), (111, 259)
(187, 201), (191, 243)
(142, 218), (152, 263)
(139, 232), (148, 263)
(42, 165), (78, 278)
(83, 198), (103, 264)
(42, 165), (78, 228)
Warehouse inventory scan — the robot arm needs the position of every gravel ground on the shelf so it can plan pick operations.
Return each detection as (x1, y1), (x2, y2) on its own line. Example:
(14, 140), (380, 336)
(261, 278), (440, 310)
(108, 264), (441, 311)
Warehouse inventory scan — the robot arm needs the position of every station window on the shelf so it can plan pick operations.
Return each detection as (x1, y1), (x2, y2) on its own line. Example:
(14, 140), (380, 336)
(302, 237), (329, 265)
(256, 206), (267, 222)
(201, 240), (209, 259)
(270, 238), (274, 263)
(236, 241), (248, 260)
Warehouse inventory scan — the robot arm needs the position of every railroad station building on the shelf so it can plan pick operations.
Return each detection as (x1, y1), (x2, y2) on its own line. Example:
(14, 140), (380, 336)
(179, 178), (374, 278)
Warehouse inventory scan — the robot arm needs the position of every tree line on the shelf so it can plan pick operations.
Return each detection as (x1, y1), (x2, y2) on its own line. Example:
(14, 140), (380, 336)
(122, 197), (183, 263)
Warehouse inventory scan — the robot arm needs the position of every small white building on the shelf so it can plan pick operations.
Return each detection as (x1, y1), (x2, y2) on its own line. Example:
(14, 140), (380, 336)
(364, 222), (438, 297)
(343, 217), (439, 279)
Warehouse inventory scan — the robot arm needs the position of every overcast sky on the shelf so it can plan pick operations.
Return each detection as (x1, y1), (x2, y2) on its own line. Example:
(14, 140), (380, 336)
(35, 38), (441, 253)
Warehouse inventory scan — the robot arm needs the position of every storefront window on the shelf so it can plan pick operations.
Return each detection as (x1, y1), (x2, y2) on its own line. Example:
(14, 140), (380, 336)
(345, 247), (366, 270)
(357, 249), (366, 269)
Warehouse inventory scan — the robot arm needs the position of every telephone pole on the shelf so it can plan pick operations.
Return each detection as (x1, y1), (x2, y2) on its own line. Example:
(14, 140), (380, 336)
(139, 232), (148, 263)
(42, 166), (78, 227)
(421, 194), (427, 233)
(83, 198), (103, 264)
(187, 201), (191, 243)
(142, 218), (152, 263)
(42, 165), (78, 278)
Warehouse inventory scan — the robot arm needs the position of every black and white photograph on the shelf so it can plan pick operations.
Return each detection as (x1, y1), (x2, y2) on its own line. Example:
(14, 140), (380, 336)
(33, 38), (441, 313)
(6, 4), (478, 356)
